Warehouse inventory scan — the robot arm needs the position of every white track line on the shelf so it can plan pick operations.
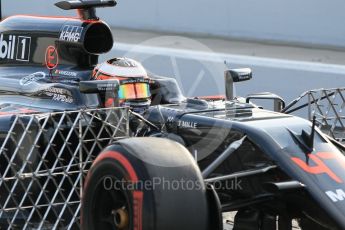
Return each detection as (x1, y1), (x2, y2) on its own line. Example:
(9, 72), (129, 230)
(114, 42), (345, 75)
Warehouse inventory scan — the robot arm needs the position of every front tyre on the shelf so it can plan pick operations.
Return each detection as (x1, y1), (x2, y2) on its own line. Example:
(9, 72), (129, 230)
(81, 137), (211, 230)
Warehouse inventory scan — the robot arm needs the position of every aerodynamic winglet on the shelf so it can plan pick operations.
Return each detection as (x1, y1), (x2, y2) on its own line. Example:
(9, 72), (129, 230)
(55, 0), (117, 10)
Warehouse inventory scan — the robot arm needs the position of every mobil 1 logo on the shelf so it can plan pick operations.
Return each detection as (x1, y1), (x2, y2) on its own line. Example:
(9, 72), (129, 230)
(0, 34), (31, 62)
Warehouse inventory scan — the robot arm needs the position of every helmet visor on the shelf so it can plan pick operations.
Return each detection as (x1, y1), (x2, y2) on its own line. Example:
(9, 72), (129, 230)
(118, 81), (150, 100)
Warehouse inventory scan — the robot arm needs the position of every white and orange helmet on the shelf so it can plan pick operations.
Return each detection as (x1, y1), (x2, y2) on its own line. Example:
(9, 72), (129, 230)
(93, 58), (151, 113)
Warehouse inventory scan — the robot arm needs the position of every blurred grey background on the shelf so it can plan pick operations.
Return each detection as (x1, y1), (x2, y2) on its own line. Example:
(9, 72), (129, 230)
(2, 0), (345, 48)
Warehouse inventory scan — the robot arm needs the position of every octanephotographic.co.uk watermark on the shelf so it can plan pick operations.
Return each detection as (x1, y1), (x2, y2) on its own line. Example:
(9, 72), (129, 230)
(103, 176), (243, 191)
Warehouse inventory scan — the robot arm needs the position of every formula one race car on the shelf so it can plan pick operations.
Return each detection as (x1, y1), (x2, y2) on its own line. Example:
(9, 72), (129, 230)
(0, 1), (345, 230)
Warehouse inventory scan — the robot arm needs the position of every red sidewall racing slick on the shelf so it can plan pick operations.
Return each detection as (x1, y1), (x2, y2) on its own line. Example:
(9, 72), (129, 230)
(82, 137), (212, 230)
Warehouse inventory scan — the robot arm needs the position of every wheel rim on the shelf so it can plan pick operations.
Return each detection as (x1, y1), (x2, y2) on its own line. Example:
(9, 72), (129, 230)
(92, 176), (131, 230)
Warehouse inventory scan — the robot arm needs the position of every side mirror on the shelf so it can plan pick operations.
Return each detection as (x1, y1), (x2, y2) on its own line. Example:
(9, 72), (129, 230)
(246, 92), (286, 112)
(225, 68), (252, 100)
(150, 77), (186, 105)
(226, 68), (252, 83)
(79, 79), (119, 94)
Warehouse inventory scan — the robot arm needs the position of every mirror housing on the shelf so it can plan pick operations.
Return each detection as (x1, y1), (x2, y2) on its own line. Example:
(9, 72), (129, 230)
(150, 77), (186, 105)
(79, 80), (119, 94)
(246, 92), (286, 112)
(226, 68), (252, 83)
(225, 68), (252, 100)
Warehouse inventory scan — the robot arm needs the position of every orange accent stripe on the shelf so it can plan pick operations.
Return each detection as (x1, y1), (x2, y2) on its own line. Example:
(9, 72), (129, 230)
(291, 154), (342, 183)
(133, 191), (144, 230)
(93, 151), (139, 182)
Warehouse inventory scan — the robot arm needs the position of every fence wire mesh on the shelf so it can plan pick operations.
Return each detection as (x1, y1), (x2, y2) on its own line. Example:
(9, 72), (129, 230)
(284, 88), (345, 143)
(0, 107), (129, 229)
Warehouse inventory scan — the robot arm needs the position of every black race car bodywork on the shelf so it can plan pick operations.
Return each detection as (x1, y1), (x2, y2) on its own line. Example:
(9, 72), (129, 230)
(0, 13), (112, 113)
(0, 1), (345, 229)
(143, 102), (345, 229)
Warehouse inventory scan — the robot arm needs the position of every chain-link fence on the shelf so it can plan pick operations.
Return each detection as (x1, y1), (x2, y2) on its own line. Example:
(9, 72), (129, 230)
(283, 88), (345, 143)
(0, 107), (129, 229)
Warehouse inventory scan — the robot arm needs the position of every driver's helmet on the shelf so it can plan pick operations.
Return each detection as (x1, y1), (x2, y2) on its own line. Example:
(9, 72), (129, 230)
(92, 58), (151, 114)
